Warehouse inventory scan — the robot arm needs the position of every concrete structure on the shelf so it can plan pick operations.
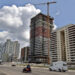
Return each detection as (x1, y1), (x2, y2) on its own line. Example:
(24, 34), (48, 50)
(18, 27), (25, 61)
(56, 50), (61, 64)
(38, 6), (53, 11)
(50, 32), (58, 62)
(4, 39), (20, 61)
(0, 43), (6, 61)
(50, 24), (75, 64)
(21, 47), (29, 62)
(0, 43), (3, 59)
(13, 41), (20, 61)
(5, 39), (13, 56)
(29, 13), (54, 63)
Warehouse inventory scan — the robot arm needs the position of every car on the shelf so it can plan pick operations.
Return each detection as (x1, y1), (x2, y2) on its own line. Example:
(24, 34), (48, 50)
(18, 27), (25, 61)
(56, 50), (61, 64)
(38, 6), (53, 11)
(49, 61), (68, 72)
(11, 62), (16, 66)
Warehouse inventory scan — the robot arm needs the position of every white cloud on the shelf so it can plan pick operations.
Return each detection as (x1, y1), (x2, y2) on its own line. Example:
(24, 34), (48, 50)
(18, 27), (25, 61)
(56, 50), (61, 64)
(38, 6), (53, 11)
(53, 23), (57, 30)
(0, 14), (23, 27)
(53, 21), (57, 30)
(0, 31), (9, 38)
(22, 30), (30, 40)
(0, 4), (40, 47)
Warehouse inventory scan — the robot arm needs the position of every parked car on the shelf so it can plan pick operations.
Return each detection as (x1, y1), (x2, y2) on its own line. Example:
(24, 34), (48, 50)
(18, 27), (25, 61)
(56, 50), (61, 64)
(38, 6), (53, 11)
(11, 62), (16, 66)
(49, 61), (68, 72)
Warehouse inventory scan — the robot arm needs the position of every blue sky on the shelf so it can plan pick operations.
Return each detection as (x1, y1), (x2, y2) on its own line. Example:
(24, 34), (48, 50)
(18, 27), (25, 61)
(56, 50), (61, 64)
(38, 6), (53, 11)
(0, 0), (75, 28)
(0, 0), (75, 47)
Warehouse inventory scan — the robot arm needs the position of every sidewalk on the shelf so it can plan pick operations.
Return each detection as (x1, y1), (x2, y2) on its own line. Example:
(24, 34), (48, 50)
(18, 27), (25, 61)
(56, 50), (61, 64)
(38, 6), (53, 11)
(68, 70), (75, 72)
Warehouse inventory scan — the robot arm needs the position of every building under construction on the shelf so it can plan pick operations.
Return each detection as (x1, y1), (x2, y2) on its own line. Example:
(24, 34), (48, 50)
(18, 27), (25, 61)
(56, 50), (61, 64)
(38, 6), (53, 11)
(29, 13), (54, 63)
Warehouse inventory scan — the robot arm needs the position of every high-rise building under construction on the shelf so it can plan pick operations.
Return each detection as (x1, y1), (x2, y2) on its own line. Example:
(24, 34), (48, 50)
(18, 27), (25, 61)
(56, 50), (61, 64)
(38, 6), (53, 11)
(29, 13), (54, 63)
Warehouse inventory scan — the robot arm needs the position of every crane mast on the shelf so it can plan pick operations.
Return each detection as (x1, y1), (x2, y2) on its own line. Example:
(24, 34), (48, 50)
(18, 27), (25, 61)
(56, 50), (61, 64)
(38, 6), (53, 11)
(34, 1), (56, 64)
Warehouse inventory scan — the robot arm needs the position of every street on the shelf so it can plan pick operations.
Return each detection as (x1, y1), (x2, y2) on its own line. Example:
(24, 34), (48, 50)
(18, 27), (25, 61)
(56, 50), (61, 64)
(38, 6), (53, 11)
(0, 65), (75, 75)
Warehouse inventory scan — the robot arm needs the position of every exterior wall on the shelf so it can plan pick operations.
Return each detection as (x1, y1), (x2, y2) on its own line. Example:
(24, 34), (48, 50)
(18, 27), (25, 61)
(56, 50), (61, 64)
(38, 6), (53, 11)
(50, 32), (58, 62)
(0, 43), (7, 61)
(57, 30), (62, 61)
(59, 28), (66, 61)
(0, 43), (3, 59)
(3, 39), (20, 62)
(21, 47), (29, 62)
(21, 48), (25, 62)
(13, 41), (20, 61)
(50, 24), (75, 64)
(65, 28), (71, 63)
(68, 25), (75, 63)
(30, 13), (54, 63)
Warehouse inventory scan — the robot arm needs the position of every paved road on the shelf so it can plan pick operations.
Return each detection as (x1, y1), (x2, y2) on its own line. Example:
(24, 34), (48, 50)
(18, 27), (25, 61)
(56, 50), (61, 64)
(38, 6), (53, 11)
(0, 65), (75, 75)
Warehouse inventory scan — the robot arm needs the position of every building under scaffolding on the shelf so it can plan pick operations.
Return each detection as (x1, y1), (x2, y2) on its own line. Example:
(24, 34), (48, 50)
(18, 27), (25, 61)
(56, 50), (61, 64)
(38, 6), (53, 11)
(29, 13), (54, 63)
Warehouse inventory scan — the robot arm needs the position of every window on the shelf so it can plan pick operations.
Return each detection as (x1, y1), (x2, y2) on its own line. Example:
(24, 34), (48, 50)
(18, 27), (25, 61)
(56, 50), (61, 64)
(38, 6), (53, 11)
(63, 64), (67, 66)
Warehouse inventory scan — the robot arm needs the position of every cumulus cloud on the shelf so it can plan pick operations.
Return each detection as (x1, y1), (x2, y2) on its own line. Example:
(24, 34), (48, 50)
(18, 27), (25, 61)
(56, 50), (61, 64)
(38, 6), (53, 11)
(53, 21), (57, 30)
(0, 31), (9, 38)
(53, 24), (57, 30)
(0, 4), (40, 47)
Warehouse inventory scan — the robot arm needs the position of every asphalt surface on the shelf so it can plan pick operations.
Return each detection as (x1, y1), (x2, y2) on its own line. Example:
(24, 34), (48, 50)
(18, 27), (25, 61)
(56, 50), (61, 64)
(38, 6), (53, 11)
(0, 65), (75, 75)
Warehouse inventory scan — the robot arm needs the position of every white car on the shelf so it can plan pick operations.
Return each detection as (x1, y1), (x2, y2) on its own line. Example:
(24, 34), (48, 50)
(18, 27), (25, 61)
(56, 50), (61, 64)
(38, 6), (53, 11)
(11, 62), (16, 66)
(49, 61), (68, 72)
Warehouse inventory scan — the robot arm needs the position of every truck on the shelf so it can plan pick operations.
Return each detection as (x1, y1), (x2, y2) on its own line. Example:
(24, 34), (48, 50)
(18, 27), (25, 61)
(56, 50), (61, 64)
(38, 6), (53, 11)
(49, 61), (68, 72)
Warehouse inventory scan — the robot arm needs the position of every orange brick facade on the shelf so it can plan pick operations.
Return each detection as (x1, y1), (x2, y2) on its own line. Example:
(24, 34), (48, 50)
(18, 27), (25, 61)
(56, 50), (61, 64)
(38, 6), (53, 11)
(30, 26), (50, 38)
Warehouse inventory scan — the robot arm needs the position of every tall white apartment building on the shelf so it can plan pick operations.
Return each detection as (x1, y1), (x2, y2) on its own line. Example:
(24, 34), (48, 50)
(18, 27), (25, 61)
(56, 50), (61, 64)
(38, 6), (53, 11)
(0, 43), (3, 59)
(4, 39), (20, 61)
(5, 39), (14, 55)
(50, 24), (75, 64)
(13, 41), (20, 60)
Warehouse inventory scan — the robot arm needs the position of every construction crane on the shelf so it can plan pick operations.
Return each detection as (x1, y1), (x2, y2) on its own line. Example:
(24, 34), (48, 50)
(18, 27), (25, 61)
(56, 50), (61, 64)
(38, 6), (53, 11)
(34, 1), (56, 16)
(33, 1), (56, 64)
(25, 1), (56, 64)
